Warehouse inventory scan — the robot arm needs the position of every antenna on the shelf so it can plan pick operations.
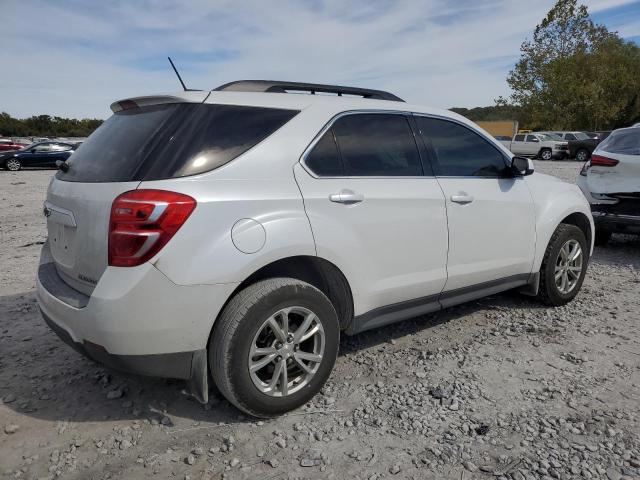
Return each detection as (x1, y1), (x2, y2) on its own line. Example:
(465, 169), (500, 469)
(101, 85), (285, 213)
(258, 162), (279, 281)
(168, 56), (188, 92)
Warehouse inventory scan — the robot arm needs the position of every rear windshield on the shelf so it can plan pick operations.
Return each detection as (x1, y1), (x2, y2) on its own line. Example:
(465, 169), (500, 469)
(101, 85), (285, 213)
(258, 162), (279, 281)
(58, 103), (299, 182)
(597, 128), (640, 156)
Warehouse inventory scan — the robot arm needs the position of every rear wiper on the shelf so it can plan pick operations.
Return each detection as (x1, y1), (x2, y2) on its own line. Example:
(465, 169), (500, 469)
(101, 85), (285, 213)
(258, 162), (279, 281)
(55, 160), (69, 173)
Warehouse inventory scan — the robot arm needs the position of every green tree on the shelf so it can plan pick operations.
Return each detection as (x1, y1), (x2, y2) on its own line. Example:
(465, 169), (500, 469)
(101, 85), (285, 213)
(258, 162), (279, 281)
(0, 112), (103, 138)
(504, 0), (640, 130)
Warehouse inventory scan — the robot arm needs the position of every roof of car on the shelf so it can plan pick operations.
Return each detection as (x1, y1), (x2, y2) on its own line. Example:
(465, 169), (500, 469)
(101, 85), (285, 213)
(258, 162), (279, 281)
(111, 80), (460, 119)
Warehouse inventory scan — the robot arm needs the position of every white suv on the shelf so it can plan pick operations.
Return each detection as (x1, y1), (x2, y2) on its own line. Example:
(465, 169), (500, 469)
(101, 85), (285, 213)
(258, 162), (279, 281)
(37, 81), (594, 417)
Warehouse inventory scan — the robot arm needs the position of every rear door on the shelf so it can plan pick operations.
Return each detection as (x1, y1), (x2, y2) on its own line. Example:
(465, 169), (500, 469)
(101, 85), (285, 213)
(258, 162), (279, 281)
(414, 116), (536, 294)
(294, 112), (448, 317)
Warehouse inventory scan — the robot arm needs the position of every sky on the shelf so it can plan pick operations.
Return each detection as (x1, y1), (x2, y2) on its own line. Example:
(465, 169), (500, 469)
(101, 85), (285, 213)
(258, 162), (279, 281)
(2, 0), (640, 119)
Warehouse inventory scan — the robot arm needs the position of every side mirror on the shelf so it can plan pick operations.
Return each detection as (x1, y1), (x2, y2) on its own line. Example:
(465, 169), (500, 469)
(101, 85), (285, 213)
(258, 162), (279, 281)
(511, 156), (534, 176)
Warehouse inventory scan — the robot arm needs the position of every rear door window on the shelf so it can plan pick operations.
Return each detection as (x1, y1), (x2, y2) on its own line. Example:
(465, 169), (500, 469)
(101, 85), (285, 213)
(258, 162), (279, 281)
(514, 134), (525, 141)
(59, 103), (299, 182)
(331, 114), (422, 176)
(305, 129), (344, 176)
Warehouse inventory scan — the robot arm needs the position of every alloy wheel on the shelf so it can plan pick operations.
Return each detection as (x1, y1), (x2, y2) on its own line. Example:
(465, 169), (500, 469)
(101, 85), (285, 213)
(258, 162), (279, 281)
(6, 159), (20, 171)
(554, 239), (583, 294)
(248, 306), (325, 397)
(576, 150), (588, 162)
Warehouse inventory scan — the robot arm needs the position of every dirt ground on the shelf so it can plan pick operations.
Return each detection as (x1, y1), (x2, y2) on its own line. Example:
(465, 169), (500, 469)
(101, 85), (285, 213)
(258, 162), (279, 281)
(1, 161), (639, 480)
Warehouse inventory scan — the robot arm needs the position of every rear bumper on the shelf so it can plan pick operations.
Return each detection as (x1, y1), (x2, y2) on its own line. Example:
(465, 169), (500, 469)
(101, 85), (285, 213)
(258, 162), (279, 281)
(41, 308), (197, 379)
(36, 241), (238, 371)
(591, 203), (640, 233)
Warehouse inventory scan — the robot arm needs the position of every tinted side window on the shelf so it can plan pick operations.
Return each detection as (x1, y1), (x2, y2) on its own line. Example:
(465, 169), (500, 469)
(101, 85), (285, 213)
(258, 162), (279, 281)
(526, 135), (539, 142)
(514, 134), (525, 141)
(332, 114), (422, 176)
(565, 133), (576, 140)
(416, 117), (508, 177)
(305, 129), (343, 176)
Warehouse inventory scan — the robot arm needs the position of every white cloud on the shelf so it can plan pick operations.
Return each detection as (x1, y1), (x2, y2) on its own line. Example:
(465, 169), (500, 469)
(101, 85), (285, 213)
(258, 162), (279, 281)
(0, 0), (638, 118)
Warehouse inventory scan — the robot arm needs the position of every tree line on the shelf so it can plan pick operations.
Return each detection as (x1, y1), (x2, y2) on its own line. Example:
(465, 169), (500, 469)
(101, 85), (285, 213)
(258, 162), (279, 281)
(0, 112), (103, 138)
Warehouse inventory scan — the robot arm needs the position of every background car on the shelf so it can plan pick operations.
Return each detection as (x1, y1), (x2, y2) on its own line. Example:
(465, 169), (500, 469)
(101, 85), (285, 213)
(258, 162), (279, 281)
(540, 131), (605, 161)
(505, 132), (569, 160)
(0, 141), (75, 171)
(0, 138), (29, 152)
(578, 127), (640, 245)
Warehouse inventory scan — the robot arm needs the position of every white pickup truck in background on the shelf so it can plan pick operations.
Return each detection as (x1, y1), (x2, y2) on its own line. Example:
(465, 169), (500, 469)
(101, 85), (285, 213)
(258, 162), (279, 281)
(499, 133), (569, 160)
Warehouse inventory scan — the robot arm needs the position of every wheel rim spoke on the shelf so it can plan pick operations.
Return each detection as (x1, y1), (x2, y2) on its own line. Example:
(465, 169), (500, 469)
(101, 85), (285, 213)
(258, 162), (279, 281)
(294, 351), (322, 363)
(249, 352), (277, 373)
(294, 312), (316, 343)
(267, 316), (287, 343)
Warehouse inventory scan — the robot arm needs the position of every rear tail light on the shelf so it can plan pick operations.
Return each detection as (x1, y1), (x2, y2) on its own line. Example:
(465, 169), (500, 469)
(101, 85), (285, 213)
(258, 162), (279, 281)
(590, 154), (619, 167)
(108, 190), (196, 267)
(579, 161), (590, 176)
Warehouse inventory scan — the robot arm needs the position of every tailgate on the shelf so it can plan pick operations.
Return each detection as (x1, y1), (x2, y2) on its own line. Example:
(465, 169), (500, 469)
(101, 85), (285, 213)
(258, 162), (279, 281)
(587, 151), (640, 194)
(45, 178), (139, 295)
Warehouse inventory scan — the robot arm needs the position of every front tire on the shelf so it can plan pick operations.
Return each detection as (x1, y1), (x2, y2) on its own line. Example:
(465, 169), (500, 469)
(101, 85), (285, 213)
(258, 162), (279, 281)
(209, 278), (339, 418)
(537, 224), (588, 306)
(5, 158), (21, 171)
(540, 149), (553, 161)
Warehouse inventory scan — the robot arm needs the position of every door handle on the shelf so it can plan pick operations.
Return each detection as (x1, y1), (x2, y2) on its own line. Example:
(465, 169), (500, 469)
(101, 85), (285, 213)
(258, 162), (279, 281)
(329, 189), (364, 205)
(450, 193), (474, 204)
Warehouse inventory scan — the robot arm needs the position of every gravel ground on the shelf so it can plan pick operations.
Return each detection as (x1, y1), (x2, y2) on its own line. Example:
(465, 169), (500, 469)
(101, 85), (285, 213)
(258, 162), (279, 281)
(1, 161), (639, 480)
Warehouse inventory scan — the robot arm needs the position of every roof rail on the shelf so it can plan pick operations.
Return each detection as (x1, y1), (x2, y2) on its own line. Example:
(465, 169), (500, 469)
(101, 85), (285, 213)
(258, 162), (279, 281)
(214, 80), (404, 102)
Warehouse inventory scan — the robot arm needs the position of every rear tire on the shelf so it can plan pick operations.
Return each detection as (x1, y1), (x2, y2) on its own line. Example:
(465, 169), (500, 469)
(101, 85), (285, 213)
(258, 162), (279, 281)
(540, 149), (553, 161)
(5, 158), (21, 171)
(594, 228), (612, 246)
(537, 224), (588, 306)
(209, 278), (339, 418)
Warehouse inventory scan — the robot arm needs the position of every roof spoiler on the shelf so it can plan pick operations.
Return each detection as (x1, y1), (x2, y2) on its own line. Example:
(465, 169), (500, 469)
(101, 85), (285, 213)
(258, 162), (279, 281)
(214, 80), (404, 102)
(109, 93), (209, 113)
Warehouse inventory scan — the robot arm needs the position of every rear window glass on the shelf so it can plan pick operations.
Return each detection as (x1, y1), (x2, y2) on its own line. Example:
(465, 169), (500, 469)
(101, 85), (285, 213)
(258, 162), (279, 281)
(597, 129), (640, 156)
(59, 103), (299, 182)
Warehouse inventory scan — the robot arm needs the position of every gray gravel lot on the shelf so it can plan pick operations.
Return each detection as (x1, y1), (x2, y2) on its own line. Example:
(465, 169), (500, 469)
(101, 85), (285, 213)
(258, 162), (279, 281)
(1, 161), (639, 480)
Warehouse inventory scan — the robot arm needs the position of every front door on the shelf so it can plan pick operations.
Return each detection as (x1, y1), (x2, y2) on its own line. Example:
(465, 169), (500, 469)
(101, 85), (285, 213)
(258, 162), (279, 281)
(294, 113), (449, 320)
(414, 116), (536, 298)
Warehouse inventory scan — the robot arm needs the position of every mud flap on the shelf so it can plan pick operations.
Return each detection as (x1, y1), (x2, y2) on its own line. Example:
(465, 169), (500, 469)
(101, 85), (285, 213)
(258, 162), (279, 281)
(187, 349), (209, 404)
(519, 272), (540, 296)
